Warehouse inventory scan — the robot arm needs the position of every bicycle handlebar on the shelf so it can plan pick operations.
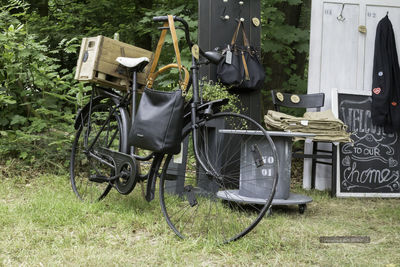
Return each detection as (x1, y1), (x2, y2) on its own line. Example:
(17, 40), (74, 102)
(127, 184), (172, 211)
(152, 15), (173, 23)
(153, 15), (200, 54)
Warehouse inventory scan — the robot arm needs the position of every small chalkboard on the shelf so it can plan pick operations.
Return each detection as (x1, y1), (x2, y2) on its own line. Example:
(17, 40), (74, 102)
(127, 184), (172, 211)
(332, 89), (400, 197)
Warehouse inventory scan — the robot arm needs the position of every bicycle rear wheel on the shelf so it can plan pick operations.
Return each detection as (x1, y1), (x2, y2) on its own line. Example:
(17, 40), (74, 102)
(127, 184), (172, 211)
(160, 112), (279, 243)
(70, 99), (123, 202)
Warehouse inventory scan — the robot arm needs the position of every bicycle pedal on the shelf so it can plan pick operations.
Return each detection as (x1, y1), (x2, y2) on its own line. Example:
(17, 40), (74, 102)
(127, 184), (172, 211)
(89, 175), (108, 183)
(184, 185), (198, 207)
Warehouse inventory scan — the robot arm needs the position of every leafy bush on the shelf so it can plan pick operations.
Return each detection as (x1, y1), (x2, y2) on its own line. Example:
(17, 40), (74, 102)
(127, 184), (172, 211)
(189, 80), (244, 114)
(0, 1), (85, 171)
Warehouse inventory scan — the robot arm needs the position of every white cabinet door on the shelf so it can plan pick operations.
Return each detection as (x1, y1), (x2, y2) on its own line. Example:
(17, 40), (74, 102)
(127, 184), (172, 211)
(320, 2), (360, 107)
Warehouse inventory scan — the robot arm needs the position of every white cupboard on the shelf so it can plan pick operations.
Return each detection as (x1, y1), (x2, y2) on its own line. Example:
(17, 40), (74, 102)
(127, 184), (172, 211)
(306, 0), (400, 190)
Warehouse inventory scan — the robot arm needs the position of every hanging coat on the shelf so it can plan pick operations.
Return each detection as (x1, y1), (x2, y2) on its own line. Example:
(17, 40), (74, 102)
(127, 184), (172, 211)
(371, 15), (400, 133)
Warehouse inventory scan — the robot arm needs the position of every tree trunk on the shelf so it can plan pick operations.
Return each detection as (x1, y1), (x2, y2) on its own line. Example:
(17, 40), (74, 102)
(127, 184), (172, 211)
(29, 0), (49, 17)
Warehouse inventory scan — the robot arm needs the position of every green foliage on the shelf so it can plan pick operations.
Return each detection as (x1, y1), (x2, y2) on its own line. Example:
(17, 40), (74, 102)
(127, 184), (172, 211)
(0, 2), (82, 169)
(186, 80), (244, 114)
(261, 0), (310, 96)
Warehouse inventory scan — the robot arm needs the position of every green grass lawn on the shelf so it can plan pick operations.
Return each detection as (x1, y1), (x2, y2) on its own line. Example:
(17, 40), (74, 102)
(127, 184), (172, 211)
(1, 173), (399, 266)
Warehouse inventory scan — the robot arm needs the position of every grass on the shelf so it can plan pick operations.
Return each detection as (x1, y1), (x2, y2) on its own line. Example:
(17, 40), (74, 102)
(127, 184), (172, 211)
(1, 172), (400, 266)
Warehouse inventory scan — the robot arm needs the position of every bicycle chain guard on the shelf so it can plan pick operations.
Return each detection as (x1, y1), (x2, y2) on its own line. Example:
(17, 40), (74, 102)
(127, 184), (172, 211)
(95, 147), (138, 195)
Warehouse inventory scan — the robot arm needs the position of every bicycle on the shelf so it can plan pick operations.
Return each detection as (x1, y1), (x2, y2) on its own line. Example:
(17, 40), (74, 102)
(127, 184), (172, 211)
(70, 15), (279, 243)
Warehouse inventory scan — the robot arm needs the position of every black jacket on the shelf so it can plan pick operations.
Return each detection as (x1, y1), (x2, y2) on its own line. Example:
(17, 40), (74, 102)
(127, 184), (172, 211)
(372, 15), (400, 132)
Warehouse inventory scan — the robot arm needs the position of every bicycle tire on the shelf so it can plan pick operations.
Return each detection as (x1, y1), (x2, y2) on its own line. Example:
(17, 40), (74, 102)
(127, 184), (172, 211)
(70, 100), (123, 202)
(159, 112), (279, 243)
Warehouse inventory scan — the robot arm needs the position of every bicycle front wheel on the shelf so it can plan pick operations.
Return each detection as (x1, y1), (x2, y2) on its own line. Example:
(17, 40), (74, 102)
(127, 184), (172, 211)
(160, 112), (279, 243)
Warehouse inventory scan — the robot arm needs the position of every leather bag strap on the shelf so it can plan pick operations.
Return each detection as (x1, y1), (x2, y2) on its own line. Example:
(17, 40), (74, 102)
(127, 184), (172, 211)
(146, 15), (186, 91)
(240, 21), (251, 80)
(240, 21), (251, 50)
(168, 15), (183, 78)
(147, 21), (168, 88)
(241, 51), (250, 81)
(151, 63), (189, 89)
(230, 20), (251, 49)
(230, 20), (242, 46)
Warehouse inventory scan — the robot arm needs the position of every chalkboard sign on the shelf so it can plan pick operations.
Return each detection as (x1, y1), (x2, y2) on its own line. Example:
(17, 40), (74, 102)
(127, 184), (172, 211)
(334, 90), (400, 197)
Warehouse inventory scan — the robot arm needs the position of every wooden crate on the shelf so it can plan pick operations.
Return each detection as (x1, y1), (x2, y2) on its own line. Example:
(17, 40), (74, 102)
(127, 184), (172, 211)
(75, 36), (153, 91)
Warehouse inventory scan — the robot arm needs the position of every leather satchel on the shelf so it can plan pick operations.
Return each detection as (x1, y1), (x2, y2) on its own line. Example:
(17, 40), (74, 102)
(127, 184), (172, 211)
(217, 20), (265, 91)
(131, 87), (184, 154)
(129, 15), (189, 154)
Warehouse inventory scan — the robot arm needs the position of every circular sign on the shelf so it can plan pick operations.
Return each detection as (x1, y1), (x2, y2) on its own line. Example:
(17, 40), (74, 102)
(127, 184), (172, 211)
(252, 17), (260, 27)
(290, 95), (300, 104)
(191, 44), (200, 60)
(276, 92), (284, 102)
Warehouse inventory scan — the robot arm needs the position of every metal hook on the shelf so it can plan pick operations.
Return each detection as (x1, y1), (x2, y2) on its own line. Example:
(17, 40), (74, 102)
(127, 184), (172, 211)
(337, 3), (346, 22)
(220, 6), (229, 21)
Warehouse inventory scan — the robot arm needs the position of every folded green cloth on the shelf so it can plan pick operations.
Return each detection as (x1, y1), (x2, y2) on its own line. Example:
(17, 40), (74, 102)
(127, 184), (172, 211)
(264, 110), (352, 143)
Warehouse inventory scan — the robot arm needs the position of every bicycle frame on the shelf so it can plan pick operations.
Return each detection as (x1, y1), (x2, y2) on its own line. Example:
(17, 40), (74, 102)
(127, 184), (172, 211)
(169, 17), (222, 177)
(71, 15), (280, 244)
(74, 15), (229, 199)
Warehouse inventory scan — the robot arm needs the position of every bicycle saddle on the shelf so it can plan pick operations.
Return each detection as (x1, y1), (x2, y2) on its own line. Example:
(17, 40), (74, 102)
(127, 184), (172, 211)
(116, 57), (149, 69)
(203, 51), (223, 64)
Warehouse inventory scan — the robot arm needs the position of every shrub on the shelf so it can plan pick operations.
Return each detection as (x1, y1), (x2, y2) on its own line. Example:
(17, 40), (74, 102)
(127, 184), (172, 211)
(0, 1), (86, 171)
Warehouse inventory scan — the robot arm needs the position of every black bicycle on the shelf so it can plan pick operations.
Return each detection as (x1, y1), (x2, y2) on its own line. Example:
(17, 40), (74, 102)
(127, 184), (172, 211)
(70, 15), (279, 243)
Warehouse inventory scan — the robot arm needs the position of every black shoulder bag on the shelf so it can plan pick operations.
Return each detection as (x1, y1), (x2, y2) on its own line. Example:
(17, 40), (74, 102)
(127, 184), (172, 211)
(129, 15), (189, 155)
(217, 20), (265, 91)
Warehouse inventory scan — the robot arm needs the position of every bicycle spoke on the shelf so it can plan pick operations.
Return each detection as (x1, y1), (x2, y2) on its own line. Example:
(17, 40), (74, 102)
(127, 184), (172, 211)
(160, 112), (278, 244)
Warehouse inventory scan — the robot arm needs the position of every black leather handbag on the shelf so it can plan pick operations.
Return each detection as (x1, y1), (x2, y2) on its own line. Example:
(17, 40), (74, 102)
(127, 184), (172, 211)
(130, 87), (184, 154)
(217, 20), (265, 91)
(129, 15), (189, 154)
